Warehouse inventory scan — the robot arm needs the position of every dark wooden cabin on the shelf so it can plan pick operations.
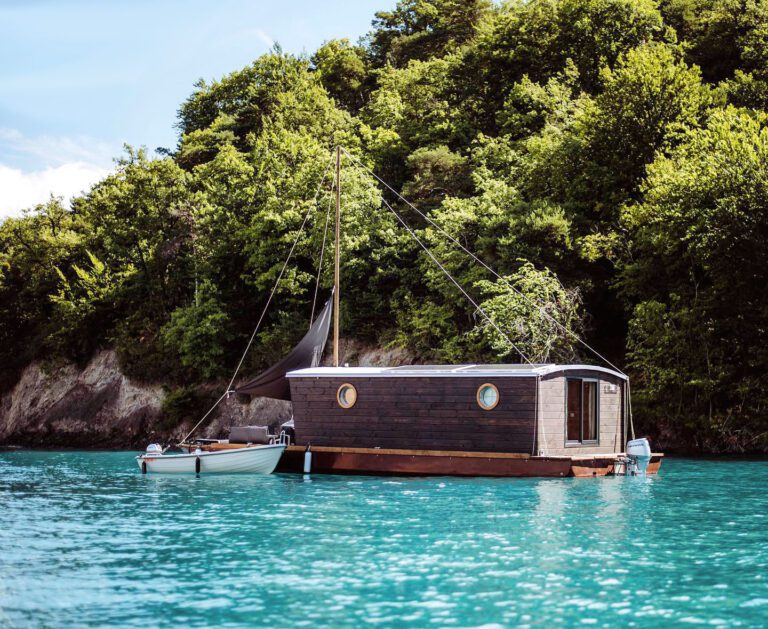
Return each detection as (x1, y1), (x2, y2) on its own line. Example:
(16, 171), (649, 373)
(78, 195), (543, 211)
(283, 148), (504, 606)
(287, 364), (627, 457)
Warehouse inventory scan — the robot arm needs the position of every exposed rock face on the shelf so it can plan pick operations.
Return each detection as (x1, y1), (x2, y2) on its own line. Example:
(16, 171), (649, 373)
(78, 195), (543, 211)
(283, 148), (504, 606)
(0, 351), (164, 448)
(0, 342), (414, 449)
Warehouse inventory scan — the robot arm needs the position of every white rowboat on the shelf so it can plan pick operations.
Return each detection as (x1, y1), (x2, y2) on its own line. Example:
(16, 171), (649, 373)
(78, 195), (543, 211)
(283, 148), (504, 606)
(137, 443), (286, 474)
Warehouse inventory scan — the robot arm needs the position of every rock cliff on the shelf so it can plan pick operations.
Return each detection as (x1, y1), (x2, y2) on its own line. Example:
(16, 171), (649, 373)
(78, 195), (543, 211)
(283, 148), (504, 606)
(0, 342), (412, 449)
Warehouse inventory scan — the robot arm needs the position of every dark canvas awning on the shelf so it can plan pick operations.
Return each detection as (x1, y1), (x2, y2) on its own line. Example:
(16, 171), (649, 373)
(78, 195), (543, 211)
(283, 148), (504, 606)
(235, 295), (333, 400)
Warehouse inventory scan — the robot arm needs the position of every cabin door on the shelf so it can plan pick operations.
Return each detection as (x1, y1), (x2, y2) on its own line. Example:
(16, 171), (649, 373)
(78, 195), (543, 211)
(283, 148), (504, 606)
(567, 380), (581, 442)
(566, 378), (598, 444)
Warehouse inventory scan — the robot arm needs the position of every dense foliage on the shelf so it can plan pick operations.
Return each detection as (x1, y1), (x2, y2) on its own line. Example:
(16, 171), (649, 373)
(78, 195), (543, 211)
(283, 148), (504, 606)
(2, 0), (768, 452)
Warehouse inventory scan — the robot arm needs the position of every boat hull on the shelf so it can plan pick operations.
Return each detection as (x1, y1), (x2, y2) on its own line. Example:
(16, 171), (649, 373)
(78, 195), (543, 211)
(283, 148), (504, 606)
(137, 444), (286, 474)
(278, 446), (573, 477)
(277, 446), (663, 477)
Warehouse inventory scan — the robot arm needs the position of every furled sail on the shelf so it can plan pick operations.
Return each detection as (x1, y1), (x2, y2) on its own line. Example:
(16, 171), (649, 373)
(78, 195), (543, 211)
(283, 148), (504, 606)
(235, 295), (333, 400)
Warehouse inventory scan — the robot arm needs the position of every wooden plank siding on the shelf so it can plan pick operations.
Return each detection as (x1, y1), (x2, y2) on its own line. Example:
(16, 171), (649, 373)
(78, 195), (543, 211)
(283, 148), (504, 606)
(537, 371), (624, 456)
(290, 376), (538, 453)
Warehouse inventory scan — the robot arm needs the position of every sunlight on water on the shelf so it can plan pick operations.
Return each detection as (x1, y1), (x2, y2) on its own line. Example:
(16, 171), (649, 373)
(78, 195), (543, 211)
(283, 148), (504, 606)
(1, 453), (767, 627)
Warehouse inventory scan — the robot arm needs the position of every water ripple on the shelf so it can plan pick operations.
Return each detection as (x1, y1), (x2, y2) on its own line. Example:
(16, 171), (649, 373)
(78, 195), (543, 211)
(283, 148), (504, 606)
(0, 453), (767, 627)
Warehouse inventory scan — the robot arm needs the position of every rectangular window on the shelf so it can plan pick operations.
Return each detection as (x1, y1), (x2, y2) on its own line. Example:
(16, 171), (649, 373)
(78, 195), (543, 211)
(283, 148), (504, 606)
(566, 379), (599, 444)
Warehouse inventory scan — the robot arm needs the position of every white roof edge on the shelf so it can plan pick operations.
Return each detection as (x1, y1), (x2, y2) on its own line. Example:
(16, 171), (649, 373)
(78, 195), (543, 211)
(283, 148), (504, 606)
(287, 364), (627, 380)
(533, 364), (628, 381)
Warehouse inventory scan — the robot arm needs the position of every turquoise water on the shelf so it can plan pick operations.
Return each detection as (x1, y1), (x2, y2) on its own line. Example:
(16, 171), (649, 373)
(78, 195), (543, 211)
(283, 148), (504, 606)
(0, 454), (767, 627)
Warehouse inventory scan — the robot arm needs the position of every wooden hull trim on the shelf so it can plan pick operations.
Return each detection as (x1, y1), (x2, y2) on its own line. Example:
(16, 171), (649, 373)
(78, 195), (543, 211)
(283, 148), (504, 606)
(647, 454), (664, 475)
(275, 446), (663, 477)
(570, 456), (616, 477)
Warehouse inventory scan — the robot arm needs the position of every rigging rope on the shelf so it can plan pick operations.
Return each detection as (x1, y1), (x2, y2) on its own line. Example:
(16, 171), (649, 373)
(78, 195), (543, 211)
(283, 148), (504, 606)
(176, 155), (335, 447)
(379, 195), (532, 365)
(341, 147), (626, 377)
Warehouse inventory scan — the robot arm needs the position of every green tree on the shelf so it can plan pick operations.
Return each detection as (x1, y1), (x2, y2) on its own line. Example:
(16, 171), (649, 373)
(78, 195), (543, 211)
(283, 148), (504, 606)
(401, 145), (473, 209)
(73, 148), (200, 379)
(0, 199), (86, 383)
(623, 108), (768, 450)
(161, 280), (232, 379)
(311, 39), (371, 112)
(516, 43), (708, 223)
(661, 0), (768, 83)
(583, 43), (709, 209)
(555, 0), (668, 91)
(457, 0), (668, 133)
(50, 250), (136, 356)
(474, 262), (583, 363)
(367, 0), (492, 67)
(177, 50), (304, 139)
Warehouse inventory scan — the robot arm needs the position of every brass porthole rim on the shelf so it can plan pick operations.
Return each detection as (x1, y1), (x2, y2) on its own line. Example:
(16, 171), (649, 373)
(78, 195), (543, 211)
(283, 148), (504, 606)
(476, 382), (500, 410)
(336, 383), (357, 409)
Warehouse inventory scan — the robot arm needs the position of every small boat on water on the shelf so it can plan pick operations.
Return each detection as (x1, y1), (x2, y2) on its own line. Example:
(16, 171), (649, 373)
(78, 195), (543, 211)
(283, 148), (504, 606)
(137, 303), (332, 475)
(137, 442), (286, 474)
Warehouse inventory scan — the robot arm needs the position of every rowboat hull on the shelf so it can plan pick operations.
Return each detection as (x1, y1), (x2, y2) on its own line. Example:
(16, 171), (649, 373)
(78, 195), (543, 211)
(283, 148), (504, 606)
(137, 444), (286, 474)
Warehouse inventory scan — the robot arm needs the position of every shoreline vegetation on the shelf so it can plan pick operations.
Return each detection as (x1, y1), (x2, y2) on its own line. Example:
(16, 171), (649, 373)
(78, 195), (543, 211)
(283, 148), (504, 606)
(2, 0), (768, 453)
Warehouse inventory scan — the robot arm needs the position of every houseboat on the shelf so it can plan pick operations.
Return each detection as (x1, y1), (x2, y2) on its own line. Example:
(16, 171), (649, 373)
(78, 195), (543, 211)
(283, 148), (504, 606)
(275, 364), (662, 477)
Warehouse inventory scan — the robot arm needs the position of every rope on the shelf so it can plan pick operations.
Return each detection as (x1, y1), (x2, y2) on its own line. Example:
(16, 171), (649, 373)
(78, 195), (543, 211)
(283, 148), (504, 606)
(174, 391), (229, 449)
(379, 195), (532, 365)
(341, 148), (626, 377)
(176, 155), (335, 446)
(627, 379), (636, 441)
(310, 181), (334, 326)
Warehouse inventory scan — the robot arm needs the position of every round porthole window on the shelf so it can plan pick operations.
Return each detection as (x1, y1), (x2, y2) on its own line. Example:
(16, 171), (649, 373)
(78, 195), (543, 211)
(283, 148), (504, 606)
(337, 383), (357, 409)
(477, 383), (499, 410)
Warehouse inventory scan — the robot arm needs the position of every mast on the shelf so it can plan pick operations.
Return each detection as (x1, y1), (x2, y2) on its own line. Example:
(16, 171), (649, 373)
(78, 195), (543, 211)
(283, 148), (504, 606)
(333, 146), (341, 367)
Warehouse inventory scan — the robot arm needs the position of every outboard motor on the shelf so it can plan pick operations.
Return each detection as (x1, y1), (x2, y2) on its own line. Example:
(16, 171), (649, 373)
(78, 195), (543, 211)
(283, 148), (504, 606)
(626, 438), (652, 474)
(144, 443), (163, 457)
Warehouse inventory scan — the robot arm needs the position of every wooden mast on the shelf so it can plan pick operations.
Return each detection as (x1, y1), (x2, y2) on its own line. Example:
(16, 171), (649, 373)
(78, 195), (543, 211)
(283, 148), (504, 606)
(333, 146), (341, 367)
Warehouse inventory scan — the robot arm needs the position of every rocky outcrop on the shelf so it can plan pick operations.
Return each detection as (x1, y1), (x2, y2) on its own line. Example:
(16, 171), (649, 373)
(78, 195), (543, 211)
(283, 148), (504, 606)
(0, 342), (414, 449)
(0, 351), (164, 448)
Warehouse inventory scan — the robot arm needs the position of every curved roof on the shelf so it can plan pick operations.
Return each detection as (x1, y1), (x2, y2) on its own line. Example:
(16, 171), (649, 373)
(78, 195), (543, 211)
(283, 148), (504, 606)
(287, 363), (627, 381)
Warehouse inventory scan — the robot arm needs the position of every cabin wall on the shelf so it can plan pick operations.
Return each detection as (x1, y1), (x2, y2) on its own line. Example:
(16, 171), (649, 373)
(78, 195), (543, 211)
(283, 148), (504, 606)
(290, 376), (537, 453)
(537, 371), (624, 456)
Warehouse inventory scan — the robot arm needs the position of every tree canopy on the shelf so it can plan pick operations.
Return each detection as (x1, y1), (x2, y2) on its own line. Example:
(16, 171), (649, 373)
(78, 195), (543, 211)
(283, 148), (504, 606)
(2, 0), (768, 452)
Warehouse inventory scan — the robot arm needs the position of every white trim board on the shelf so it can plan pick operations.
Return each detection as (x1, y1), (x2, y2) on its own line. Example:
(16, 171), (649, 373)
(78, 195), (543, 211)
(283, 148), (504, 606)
(287, 364), (627, 381)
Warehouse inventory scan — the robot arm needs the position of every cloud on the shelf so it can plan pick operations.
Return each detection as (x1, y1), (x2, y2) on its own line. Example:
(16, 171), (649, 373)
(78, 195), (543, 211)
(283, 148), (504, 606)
(0, 127), (116, 169)
(0, 162), (110, 219)
(0, 128), (117, 218)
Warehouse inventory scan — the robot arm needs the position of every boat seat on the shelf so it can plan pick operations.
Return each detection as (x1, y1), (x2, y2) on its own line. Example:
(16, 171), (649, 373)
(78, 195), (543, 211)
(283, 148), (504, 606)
(229, 425), (270, 444)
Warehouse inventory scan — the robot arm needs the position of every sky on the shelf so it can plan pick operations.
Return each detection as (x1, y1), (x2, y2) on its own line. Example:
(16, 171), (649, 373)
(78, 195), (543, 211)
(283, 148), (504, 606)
(0, 0), (387, 218)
